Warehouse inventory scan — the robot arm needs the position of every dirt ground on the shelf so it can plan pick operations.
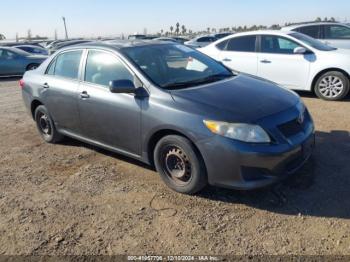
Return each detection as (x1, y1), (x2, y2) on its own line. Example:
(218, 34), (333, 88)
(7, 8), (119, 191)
(0, 78), (350, 256)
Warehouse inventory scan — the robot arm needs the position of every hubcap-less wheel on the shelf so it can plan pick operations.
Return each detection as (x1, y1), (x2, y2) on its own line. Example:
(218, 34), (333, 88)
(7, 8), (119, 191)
(318, 75), (344, 98)
(162, 145), (192, 186)
(38, 112), (52, 137)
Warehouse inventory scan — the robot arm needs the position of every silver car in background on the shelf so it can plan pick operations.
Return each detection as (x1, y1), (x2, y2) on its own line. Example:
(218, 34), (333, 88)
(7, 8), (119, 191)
(282, 22), (350, 49)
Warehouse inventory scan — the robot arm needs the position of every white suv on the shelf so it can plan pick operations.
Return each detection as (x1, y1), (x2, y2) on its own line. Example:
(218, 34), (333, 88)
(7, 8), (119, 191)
(282, 22), (350, 49)
(199, 30), (350, 100)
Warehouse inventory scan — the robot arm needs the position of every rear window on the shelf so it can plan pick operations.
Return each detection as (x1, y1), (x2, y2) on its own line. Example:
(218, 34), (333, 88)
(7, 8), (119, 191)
(226, 36), (256, 52)
(47, 50), (82, 79)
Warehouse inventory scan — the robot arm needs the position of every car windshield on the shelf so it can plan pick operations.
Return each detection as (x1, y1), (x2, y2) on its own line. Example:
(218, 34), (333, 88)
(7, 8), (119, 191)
(290, 32), (337, 51)
(122, 44), (233, 89)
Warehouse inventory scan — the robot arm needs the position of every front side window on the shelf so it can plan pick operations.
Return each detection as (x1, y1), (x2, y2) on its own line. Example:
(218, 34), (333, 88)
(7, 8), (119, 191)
(226, 36), (256, 52)
(296, 25), (320, 38)
(290, 32), (336, 51)
(52, 50), (82, 79)
(122, 44), (233, 89)
(261, 36), (301, 54)
(84, 50), (133, 87)
(324, 25), (350, 39)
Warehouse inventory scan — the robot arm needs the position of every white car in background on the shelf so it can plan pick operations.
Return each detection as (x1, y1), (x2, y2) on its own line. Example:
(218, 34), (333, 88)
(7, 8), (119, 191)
(199, 30), (350, 100)
(282, 22), (350, 49)
(184, 35), (218, 48)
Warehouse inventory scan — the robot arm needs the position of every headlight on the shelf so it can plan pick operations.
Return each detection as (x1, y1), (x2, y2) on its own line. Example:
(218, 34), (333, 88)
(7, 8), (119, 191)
(203, 120), (271, 143)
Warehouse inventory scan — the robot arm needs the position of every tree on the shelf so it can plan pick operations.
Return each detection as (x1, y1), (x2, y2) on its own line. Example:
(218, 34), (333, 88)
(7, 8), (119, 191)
(0, 34), (6, 40)
(315, 17), (322, 22)
(160, 29), (164, 35)
(27, 29), (32, 40)
(330, 17), (336, 22)
(170, 26), (174, 35)
(175, 22), (180, 35)
(207, 27), (210, 33)
(181, 25), (186, 35)
(324, 17), (328, 21)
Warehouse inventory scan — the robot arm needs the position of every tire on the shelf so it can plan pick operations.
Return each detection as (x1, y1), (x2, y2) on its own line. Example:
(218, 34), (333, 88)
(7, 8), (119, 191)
(154, 135), (207, 194)
(26, 64), (39, 71)
(314, 71), (349, 101)
(34, 105), (63, 143)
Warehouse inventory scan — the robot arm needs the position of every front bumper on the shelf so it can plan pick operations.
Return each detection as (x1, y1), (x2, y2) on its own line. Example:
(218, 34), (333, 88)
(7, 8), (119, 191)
(197, 133), (315, 190)
(196, 105), (315, 190)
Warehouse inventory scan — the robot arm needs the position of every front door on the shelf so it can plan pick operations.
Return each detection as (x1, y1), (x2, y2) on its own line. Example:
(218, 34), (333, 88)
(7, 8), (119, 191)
(78, 50), (142, 156)
(257, 35), (311, 90)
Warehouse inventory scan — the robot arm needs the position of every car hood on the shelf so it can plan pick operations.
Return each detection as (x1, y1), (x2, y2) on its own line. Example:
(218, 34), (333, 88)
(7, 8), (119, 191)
(170, 74), (300, 123)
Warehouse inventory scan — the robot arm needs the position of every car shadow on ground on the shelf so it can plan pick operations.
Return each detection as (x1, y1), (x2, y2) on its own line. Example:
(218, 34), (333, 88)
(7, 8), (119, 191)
(59, 138), (155, 171)
(296, 90), (350, 101)
(199, 130), (350, 219)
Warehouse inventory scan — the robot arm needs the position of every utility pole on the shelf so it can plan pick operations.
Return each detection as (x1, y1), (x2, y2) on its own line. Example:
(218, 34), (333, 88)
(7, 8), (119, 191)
(62, 17), (68, 39)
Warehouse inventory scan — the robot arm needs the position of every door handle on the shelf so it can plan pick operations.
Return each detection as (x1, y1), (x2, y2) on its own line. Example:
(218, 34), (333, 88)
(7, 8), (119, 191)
(80, 91), (90, 99)
(260, 59), (271, 64)
(222, 58), (231, 62)
(42, 83), (50, 89)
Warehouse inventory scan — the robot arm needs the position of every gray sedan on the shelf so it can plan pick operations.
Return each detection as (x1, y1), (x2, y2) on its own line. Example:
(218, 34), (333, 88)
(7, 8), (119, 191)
(0, 47), (47, 77)
(21, 41), (314, 194)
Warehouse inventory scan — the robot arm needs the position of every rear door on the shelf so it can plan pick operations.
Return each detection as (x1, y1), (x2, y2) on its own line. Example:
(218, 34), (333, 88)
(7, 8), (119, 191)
(40, 49), (83, 133)
(322, 24), (350, 49)
(217, 35), (258, 75)
(257, 35), (311, 90)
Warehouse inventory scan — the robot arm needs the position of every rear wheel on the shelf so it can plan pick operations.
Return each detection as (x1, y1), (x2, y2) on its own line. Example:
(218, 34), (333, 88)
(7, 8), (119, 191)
(26, 64), (39, 71)
(314, 71), (349, 101)
(154, 135), (207, 194)
(34, 105), (63, 143)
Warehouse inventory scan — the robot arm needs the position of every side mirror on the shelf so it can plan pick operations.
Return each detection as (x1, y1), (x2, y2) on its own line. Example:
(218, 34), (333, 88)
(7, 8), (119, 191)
(293, 47), (307, 54)
(109, 79), (136, 94)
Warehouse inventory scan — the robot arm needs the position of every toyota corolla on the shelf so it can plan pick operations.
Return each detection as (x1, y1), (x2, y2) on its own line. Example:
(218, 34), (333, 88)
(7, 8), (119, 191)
(21, 41), (315, 194)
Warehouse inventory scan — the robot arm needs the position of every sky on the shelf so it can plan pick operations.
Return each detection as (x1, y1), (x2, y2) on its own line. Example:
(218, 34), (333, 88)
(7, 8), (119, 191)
(1, 0), (349, 39)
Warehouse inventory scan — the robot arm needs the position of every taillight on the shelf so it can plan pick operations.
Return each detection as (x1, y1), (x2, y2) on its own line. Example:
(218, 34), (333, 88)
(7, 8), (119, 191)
(19, 79), (25, 89)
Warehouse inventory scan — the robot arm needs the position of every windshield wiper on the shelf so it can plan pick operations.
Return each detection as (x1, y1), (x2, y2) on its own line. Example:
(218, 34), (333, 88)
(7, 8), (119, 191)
(163, 73), (232, 89)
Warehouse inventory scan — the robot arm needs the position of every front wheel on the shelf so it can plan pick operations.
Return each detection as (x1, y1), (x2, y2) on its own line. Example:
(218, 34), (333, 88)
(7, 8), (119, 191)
(314, 71), (349, 101)
(154, 135), (207, 194)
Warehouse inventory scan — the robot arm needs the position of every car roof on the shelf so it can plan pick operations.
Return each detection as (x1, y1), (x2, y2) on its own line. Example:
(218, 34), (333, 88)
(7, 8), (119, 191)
(58, 40), (175, 52)
(220, 30), (294, 38)
(282, 22), (349, 30)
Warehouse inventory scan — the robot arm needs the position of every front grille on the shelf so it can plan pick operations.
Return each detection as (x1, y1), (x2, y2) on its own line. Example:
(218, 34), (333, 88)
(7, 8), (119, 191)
(278, 111), (309, 138)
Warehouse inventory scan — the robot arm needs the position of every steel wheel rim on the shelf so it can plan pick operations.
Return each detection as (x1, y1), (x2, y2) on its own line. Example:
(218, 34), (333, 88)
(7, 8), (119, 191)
(318, 75), (344, 98)
(38, 112), (52, 136)
(161, 145), (192, 186)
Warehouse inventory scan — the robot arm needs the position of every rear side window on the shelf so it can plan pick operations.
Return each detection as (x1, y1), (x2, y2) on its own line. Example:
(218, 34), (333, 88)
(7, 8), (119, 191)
(261, 36), (301, 54)
(295, 25), (320, 38)
(324, 25), (350, 39)
(84, 50), (133, 87)
(216, 39), (229, 50)
(49, 50), (82, 79)
(226, 36), (256, 52)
